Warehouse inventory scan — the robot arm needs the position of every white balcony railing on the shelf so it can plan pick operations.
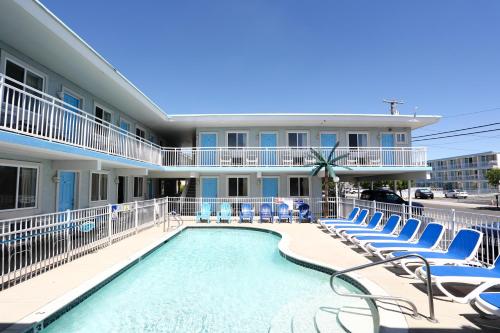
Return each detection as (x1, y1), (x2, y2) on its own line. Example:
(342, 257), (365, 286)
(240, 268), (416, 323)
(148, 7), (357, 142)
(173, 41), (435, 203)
(0, 74), (163, 165)
(161, 146), (428, 167)
(0, 73), (427, 169)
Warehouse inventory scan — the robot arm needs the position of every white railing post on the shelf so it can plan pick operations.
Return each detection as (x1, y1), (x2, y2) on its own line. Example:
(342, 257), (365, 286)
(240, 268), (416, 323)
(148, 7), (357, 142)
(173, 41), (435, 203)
(65, 209), (72, 262)
(153, 198), (157, 225)
(108, 204), (113, 245)
(135, 201), (139, 234)
(450, 208), (456, 247)
(48, 101), (55, 140)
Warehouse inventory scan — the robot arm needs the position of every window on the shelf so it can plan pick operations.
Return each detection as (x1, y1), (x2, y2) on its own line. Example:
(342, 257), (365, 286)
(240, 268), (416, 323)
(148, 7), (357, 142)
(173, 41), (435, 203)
(120, 119), (130, 133)
(228, 177), (248, 197)
(289, 177), (309, 197)
(227, 132), (247, 148)
(5, 59), (44, 93)
(134, 177), (144, 197)
(90, 173), (108, 201)
(395, 133), (407, 143)
(0, 164), (38, 210)
(288, 132), (308, 147)
(95, 106), (112, 124)
(62, 89), (83, 114)
(348, 133), (368, 147)
(136, 127), (145, 140)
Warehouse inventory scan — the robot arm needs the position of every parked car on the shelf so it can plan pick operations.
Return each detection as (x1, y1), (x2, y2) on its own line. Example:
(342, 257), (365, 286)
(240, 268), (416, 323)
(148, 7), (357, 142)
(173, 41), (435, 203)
(360, 189), (424, 208)
(415, 188), (434, 199)
(444, 189), (468, 199)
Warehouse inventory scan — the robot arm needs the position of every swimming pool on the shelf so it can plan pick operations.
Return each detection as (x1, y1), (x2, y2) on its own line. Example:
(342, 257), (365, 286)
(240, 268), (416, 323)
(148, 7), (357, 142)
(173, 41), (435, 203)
(41, 228), (372, 332)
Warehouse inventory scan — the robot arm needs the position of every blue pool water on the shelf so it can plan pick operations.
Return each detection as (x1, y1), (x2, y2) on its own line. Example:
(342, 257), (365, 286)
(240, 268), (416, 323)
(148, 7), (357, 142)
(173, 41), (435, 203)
(42, 228), (366, 332)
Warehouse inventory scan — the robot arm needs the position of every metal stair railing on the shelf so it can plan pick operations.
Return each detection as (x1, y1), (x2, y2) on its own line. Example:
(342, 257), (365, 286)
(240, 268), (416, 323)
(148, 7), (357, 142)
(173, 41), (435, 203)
(329, 254), (437, 322)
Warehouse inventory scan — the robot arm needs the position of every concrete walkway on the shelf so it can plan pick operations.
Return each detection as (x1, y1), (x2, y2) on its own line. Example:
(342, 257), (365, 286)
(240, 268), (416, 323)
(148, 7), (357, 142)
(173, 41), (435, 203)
(0, 220), (499, 332)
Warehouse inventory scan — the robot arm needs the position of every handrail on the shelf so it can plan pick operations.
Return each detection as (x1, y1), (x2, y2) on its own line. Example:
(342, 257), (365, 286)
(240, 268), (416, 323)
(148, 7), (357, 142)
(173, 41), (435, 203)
(329, 253), (437, 322)
(165, 210), (183, 231)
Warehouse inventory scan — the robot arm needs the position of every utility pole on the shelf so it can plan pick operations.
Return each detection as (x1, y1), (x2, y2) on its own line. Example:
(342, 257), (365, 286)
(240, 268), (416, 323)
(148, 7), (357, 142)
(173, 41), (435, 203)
(383, 99), (404, 115)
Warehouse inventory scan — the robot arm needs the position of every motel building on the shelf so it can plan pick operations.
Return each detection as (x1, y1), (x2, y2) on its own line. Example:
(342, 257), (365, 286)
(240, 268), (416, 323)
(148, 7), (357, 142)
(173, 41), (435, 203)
(0, 1), (440, 222)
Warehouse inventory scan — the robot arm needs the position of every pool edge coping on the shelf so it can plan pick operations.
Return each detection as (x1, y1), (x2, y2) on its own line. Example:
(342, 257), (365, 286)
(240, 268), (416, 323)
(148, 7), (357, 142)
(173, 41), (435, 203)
(8, 224), (408, 333)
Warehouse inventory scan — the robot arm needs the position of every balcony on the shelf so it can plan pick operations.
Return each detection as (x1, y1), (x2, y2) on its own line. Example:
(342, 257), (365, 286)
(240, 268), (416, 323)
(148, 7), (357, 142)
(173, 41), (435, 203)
(0, 74), (428, 169)
(162, 146), (428, 167)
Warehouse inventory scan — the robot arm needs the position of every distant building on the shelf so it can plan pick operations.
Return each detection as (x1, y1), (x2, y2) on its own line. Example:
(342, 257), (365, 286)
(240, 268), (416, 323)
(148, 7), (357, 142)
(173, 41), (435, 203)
(417, 151), (500, 193)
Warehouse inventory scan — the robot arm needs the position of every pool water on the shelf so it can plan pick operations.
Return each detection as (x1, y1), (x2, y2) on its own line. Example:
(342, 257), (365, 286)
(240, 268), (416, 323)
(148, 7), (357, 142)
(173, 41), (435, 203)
(42, 228), (367, 332)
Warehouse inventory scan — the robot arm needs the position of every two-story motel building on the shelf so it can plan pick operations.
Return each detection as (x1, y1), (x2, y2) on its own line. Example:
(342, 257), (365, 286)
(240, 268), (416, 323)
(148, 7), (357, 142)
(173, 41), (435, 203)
(0, 0), (440, 220)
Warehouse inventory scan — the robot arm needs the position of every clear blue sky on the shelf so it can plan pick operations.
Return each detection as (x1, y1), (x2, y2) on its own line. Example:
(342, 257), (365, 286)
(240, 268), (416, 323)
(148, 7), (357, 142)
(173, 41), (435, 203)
(40, 0), (500, 159)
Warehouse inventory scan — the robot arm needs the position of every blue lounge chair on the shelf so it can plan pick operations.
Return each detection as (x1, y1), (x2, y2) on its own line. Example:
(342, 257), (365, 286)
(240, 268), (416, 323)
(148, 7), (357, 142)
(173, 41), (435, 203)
(353, 218), (422, 252)
(195, 202), (212, 223)
(325, 209), (369, 229)
(415, 255), (500, 304)
(239, 203), (254, 223)
(472, 291), (500, 317)
(389, 228), (483, 277)
(216, 202), (232, 223)
(277, 203), (293, 223)
(335, 212), (384, 239)
(366, 223), (445, 259)
(298, 203), (314, 223)
(319, 207), (360, 225)
(344, 215), (401, 241)
(259, 203), (273, 223)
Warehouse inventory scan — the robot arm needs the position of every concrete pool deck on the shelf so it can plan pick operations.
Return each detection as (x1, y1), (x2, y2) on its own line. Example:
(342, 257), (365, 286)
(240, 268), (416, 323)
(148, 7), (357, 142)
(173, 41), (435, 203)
(0, 220), (499, 332)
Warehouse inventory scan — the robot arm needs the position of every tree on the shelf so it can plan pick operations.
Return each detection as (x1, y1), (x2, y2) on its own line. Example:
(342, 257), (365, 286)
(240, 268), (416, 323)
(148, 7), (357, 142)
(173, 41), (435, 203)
(486, 168), (500, 192)
(309, 142), (351, 216)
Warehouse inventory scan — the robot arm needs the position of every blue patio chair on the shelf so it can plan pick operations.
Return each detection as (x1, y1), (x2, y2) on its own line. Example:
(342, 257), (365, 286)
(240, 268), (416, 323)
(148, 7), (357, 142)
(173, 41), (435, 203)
(389, 228), (483, 277)
(415, 256), (500, 304)
(472, 291), (500, 316)
(325, 209), (369, 229)
(239, 203), (254, 223)
(298, 203), (314, 223)
(216, 202), (232, 223)
(344, 215), (401, 241)
(335, 212), (384, 239)
(353, 218), (422, 252)
(195, 202), (212, 223)
(366, 223), (445, 259)
(259, 203), (273, 223)
(277, 203), (293, 223)
(319, 207), (360, 225)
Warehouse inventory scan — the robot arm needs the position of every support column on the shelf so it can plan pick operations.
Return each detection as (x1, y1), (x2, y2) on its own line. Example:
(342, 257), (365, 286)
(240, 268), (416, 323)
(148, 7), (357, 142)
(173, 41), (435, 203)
(370, 181), (374, 190)
(408, 179), (413, 206)
(357, 181), (360, 199)
(393, 180), (397, 192)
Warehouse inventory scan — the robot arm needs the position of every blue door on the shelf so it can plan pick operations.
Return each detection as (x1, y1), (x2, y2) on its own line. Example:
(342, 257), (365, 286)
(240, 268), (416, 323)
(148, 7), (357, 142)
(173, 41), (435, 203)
(320, 133), (337, 158)
(200, 133), (217, 165)
(262, 177), (279, 198)
(63, 93), (81, 141)
(58, 171), (76, 212)
(201, 177), (218, 212)
(381, 133), (395, 165)
(260, 133), (277, 166)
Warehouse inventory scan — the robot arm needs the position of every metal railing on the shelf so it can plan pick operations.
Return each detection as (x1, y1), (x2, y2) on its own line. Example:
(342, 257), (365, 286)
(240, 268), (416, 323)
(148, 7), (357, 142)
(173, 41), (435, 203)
(0, 74), (163, 165)
(161, 146), (428, 167)
(330, 254), (437, 322)
(0, 197), (169, 290)
(336, 197), (500, 266)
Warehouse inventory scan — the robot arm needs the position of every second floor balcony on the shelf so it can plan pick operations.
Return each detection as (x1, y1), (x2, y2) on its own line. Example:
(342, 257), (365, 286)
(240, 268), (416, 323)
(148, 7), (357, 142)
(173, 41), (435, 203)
(162, 146), (428, 168)
(0, 74), (428, 169)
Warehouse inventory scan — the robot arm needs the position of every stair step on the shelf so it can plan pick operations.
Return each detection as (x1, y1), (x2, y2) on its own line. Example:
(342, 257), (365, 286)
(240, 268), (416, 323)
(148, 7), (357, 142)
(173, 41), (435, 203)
(336, 305), (375, 333)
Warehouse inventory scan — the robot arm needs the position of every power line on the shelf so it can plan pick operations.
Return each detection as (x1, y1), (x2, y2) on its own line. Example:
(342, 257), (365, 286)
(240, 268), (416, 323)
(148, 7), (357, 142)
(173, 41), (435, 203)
(412, 122), (500, 139)
(442, 107), (500, 119)
(412, 128), (500, 142)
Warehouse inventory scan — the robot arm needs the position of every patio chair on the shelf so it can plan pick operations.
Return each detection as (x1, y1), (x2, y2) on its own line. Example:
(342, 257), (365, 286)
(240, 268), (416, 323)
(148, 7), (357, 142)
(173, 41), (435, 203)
(344, 215), (401, 241)
(324, 209), (369, 229)
(335, 212), (384, 239)
(298, 203), (314, 223)
(472, 290), (500, 317)
(352, 218), (422, 252)
(389, 228), (483, 277)
(216, 202), (232, 223)
(416, 256), (500, 304)
(239, 203), (254, 223)
(277, 203), (293, 223)
(366, 223), (445, 260)
(195, 202), (212, 223)
(259, 203), (273, 223)
(319, 207), (360, 225)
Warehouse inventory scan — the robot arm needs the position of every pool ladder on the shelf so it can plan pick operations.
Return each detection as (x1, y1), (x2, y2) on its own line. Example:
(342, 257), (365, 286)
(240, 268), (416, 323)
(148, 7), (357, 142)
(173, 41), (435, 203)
(329, 254), (437, 323)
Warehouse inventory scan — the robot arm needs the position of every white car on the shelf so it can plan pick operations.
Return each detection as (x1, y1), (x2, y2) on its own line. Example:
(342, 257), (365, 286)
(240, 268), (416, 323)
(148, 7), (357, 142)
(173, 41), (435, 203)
(445, 190), (468, 199)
